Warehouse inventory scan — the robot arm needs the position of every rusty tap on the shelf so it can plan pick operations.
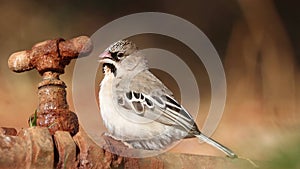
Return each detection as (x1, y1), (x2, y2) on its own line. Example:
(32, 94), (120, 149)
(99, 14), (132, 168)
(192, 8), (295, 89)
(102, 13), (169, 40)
(8, 36), (92, 136)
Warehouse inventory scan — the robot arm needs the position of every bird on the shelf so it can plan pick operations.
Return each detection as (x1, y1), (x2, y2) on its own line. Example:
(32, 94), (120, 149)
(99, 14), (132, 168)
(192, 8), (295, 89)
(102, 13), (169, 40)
(98, 39), (237, 158)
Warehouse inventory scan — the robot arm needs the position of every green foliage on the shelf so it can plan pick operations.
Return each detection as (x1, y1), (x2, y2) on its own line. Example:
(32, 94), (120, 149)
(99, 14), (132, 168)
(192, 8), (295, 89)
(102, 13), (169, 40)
(29, 110), (37, 127)
(266, 137), (300, 169)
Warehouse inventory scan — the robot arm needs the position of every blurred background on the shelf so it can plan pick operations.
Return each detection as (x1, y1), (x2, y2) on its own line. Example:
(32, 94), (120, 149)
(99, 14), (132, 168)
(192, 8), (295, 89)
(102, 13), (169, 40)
(0, 0), (299, 167)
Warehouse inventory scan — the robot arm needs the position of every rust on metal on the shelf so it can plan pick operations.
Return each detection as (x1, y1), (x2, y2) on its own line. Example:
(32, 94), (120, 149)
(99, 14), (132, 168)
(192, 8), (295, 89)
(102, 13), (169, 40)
(0, 127), (17, 136)
(0, 127), (54, 169)
(7, 36), (92, 136)
(53, 131), (77, 169)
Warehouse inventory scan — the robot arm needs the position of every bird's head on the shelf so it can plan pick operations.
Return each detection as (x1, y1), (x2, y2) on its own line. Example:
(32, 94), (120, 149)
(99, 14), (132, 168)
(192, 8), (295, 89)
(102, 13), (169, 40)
(99, 40), (147, 77)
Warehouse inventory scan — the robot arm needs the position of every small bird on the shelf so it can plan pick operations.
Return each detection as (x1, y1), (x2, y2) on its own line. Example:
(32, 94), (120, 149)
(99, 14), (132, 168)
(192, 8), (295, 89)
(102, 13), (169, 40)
(98, 40), (237, 158)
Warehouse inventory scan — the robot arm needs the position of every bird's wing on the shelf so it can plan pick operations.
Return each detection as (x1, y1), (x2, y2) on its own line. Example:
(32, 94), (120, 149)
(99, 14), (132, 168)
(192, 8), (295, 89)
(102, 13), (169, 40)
(117, 70), (199, 135)
(128, 70), (173, 96)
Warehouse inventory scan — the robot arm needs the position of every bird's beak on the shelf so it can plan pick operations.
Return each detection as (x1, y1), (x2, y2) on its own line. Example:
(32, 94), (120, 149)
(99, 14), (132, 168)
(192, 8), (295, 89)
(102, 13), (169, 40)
(98, 50), (112, 63)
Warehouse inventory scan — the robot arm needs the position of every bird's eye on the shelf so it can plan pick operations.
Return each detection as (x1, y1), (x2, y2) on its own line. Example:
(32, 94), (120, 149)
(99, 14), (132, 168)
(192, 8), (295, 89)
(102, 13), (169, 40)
(117, 53), (124, 58)
(110, 52), (117, 58)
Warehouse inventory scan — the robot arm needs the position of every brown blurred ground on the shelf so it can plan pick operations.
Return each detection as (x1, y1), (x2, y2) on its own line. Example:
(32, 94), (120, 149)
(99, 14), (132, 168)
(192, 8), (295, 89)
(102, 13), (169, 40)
(0, 0), (299, 162)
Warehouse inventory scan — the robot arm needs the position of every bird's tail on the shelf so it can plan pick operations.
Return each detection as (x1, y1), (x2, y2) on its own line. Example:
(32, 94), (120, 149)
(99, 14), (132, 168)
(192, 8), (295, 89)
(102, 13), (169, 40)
(196, 133), (238, 159)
